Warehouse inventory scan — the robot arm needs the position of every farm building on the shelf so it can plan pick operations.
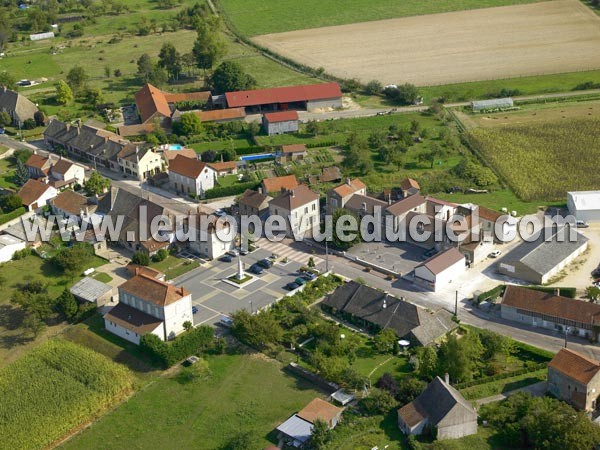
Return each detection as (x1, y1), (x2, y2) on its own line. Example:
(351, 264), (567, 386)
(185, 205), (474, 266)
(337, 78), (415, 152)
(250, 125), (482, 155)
(194, 108), (246, 123)
(276, 144), (307, 162)
(471, 97), (513, 112)
(414, 248), (466, 292)
(496, 226), (588, 284)
(134, 83), (211, 125)
(0, 87), (39, 127)
(70, 276), (116, 306)
(262, 111), (299, 135)
(224, 82), (342, 113)
(567, 191), (600, 222)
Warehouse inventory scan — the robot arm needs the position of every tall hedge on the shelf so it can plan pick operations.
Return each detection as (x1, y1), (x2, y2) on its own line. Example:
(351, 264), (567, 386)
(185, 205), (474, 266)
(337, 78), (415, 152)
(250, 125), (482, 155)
(526, 285), (577, 298)
(140, 325), (215, 368)
(204, 181), (260, 199)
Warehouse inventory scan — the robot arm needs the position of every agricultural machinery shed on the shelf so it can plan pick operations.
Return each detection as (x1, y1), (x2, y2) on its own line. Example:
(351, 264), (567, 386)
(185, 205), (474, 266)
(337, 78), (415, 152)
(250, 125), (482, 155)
(471, 97), (514, 112)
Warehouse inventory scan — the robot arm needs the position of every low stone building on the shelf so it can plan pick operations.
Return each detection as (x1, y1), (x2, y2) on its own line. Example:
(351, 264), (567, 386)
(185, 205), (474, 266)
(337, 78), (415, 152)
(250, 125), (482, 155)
(70, 276), (116, 307)
(547, 348), (600, 413)
(398, 376), (477, 440)
(238, 189), (271, 217)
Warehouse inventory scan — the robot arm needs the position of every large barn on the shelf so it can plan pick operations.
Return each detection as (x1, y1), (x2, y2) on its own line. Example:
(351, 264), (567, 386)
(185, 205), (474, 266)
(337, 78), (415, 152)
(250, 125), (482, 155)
(223, 82), (342, 113)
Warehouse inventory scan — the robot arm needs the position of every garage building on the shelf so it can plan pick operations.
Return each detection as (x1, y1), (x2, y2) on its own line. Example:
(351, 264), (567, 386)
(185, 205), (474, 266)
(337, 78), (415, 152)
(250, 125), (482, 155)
(567, 191), (600, 222)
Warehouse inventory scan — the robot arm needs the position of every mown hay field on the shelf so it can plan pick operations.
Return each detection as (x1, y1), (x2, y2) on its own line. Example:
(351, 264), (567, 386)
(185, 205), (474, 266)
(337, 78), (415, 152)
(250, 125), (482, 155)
(0, 339), (133, 450)
(468, 116), (600, 201)
(253, 0), (600, 86)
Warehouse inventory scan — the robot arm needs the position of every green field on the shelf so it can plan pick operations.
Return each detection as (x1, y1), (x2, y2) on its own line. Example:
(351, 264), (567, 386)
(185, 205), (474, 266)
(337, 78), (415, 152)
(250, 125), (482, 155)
(218, 0), (546, 36)
(460, 369), (547, 401)
(0, 339), (133, 450)
(60, 353), (321, 450)
(468, 116), (600, 201)
(434, 190), (564, 215)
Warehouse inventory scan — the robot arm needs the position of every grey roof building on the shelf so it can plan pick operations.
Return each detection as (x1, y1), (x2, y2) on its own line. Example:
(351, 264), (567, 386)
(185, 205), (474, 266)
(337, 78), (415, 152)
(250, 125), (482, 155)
(471, 97), (513, 112)
(70, 276), (116, 306)
(398, 376), (477, 440)
(497, 226), (589, 284)
(321, 281), (457, 346)
(0, 86), (38, 126)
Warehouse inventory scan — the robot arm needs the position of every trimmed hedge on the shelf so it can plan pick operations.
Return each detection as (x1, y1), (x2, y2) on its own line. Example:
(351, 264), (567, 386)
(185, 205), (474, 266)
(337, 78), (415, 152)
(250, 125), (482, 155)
(204, 181), (260, 199)
(0, 207), (26, 226)
(526, 285), (577, 298)
(235, 146), (268, 156)
(306, 140), (339, 149)
(476, 284), (505, 304)
(139, 325), (215, 368)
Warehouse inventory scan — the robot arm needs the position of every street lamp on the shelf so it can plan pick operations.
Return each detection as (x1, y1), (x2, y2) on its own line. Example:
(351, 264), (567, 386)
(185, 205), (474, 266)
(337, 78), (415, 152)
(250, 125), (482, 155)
(249, 300), (254, 314)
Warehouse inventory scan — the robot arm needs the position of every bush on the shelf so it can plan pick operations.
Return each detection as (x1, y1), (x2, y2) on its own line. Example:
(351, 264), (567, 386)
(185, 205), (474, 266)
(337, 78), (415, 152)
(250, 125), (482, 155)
(152, 248), (168, 262)
(0, 207), (26, 225)
(476, 285), (506, 304)
(132, 251), (150, 266)
(140, 326), (215, 368)
(204, 181), (260, 199)
(526, 285), (576, 298)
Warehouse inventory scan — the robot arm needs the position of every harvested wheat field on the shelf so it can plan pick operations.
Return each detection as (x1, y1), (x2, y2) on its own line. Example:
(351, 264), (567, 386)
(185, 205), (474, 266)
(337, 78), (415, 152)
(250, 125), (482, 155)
(253, 0), (600, 86)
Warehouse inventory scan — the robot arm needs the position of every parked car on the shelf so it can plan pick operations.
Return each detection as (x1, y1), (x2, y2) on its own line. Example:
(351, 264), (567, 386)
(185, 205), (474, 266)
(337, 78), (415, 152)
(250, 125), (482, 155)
(0, 128), (4, 134)
(192, 306), (198, 314)
(592, 266), (600, 278)
(220, 254), (233, 263)
(576, 220), (589, 228)
(248, 263), (264, 275)
(488, 250), (502, 258)
(257, 258), (273, 269)
(294, 277), (307, 286)
(240, 247), (249, 255)
(285, 282), (300, 291)
(302, 272), (317, 281)
(214, 209), (227, 217)
(228, 249), (239, 257)
(220, 316), (233, 328)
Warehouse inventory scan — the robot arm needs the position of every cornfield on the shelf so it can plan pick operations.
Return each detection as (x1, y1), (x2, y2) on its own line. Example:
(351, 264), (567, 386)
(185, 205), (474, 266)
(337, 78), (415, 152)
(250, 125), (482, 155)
(0, 339), (133, 450)
(468, 117), (600, 201)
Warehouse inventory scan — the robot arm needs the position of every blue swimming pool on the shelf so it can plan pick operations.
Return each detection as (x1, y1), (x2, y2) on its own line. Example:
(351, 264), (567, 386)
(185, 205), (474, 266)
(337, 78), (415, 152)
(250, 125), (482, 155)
(169, 144), (183, 150)
(240, 153), (275, 161)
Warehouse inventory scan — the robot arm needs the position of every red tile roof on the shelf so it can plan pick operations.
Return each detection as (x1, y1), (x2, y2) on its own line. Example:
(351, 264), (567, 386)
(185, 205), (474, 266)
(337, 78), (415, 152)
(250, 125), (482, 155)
(332, 178), (365, 198)
(262, 174), (299, 193)
(168, 154), (211, 179)
(269, 184), (319, 211)
(386, 194), (426, 216)
(225, 82), (342, 108)
(51, 189), (90, 216)
(549, 348), (600, 385)
(25, 153), (50, 172)
(195, 108), (246, 122)
(119, 273), (189, 307)
(281, 144), (307, 154)
(209, 161), (237, 172)
(478, 205), (503, 222)
(50, 159), (75, 175)
(400, 178), (420, 191)
(502, 285), (600, 325)
(263, 110), (299, 123)
(163, 91), (211, 103)
(104, 302), (163, 335)
(17, 179), (54, 206)
(296, 398), (342, 425)
(134, 84), (172, 123)
(163, 148), (198, 161)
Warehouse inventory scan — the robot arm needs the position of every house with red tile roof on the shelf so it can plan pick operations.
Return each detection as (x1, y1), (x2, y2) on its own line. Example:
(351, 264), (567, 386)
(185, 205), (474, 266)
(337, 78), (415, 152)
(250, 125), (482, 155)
(168, 154), (215, 197)
(133, 83), (211, 125)
(276, 398), (343, 447)
(269, 185), (319, 238)
(548, 348), (600, 413)
(104, 271), (192, 344)
(17, 179), (58, 212)
(262, 110), (299, 135)
(414, 247), (466, 292)
(261, 174), (299, 194)
(326, 178), (367, 214)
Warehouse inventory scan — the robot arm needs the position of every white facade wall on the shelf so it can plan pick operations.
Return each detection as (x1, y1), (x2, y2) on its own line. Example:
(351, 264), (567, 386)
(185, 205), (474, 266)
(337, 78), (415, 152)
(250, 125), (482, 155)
(55, 164), (86, 185)
(26, 186), (58, 211)
(270, 199), (320, 238)
(169, 167), (215, 197)
(307, 98), (343, 111)
(265, 120), (299, 136)
(0, 240), (26, 263)
(103, 318), (163, 345)
(539, 241), (588, 284)
(415, 256), (465, 292)
(567, 192), (600, 222)
(163, 295), (193, 340)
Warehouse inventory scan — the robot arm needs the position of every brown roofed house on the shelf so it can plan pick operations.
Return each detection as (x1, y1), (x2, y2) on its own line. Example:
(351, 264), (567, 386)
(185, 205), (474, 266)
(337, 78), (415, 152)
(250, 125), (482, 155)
(168, 154), (216, 197)
(414, 248), (466, 292)
(547, 348), (600, 412)
(51, 189), (96, 219)
(261, 174), (299, 194)
(400, 178), (421, 198)
(238, 189), (271, 217)
(268, 184), (320, 238)
(277, 144), (307, 162)
(208, 160), (238, 177)
(195, 107), (246, 123)
(17, 179), (58, 212)
(25, 153), (52, 179)
(326, 178), (366, 214)
(276, 398), (343, 447)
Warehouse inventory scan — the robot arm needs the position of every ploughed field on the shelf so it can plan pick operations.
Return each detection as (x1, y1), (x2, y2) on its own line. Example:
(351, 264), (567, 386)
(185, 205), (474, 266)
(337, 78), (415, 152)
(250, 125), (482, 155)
(252, 0), (600, 86)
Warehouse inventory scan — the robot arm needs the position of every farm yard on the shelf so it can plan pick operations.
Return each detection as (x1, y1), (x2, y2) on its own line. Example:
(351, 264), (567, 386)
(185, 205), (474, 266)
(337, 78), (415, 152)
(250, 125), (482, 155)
(218, 0), (547, 36)
(466, 109), (600, 201)
(0, 339), (133, 450)
(252, 0), (600, 86)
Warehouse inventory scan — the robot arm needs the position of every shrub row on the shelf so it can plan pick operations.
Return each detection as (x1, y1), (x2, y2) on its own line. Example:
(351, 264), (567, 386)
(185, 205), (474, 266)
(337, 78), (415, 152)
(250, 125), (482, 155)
(139, 325), (215, 368)
(306, 140), (339, 149)
(512, 341), (555, 362)
(235, 146), (268, 156)
(526, 285), (576, 298)
(476, 284), (505, 304)
(454, 362), (546, 390)
(204, 181), (260, 199)
(0, 207), (26, 226)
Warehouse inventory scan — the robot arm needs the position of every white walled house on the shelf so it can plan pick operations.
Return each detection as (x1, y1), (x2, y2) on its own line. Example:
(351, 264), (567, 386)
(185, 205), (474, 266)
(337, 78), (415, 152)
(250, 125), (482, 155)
(0, 235), (26, 263)
(17, 179), (58, 212)
(269, 185), (320, 238)
(103, 272), (193, 345)
(414, 247), (466, 292)
(49, 159), (87, 186)
(568, 191), (600, 222)
(189, 210), (235, 260)
(118, 145), (163, 181)
(168, 154), (215, 198)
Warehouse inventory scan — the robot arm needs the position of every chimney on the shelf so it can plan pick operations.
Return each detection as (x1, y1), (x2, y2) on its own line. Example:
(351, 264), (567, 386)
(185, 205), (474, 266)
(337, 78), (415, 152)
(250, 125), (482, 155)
(291, 189), (295, 198)
(179, 286), (184, 295)
(258, 187), (263, 195)
(388, 192), (392, 205)
(362, 202), (367, 211)
(346, 177), (351, 186)
(444, 373), (450, 385)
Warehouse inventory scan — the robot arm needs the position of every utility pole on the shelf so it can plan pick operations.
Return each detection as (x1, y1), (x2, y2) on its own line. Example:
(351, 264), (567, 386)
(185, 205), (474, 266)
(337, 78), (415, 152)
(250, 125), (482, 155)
(325, 239), (329, 272)
(564, 326), (569, 348)
(455, 290), (458, 316)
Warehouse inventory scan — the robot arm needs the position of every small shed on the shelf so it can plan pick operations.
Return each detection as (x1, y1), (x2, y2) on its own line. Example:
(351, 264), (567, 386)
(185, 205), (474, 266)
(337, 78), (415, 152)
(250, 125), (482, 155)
(276, 144), (307, 162)
(70, 276), (116, 306)
(262, 111), (299, 136)
(471, 97), (513, 112)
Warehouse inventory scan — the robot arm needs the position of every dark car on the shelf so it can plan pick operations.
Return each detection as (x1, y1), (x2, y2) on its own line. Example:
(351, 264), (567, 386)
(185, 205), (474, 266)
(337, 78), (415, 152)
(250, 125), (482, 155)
(294, 277), (306, 286)
(192, 306), (198, 314)
(220, 254), (233, 263)
(285, 282), (300, 291)
(257, 258), (273, 269)
(592, 266), (600, 278)
(422, 248), (438, 260)
(248, 263), (264, 275)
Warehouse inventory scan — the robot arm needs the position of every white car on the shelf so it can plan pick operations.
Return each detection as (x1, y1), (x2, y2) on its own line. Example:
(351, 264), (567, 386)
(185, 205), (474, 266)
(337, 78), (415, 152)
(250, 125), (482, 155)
(488, 250), (502, 258)
(228, 249), (239, 257)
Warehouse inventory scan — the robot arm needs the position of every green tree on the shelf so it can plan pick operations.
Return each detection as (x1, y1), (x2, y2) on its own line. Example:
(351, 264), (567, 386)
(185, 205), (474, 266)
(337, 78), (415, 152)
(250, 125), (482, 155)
(383, 83), (420, 105)
(305, 120), (320, 137)
(55, 288), (78, 320)
(104, 65), (111, 78)
(0, 111), (11, 127)
(0, 194), (22, 212)
(172, 112), (202, 136)
(231, 309), (284, 350)
(0, 71), (16, 90)
(149, 65), (168, 87)
(210, 61), (256, 94)
(329, 208), (361, 250)
(307, 256), (316, 268)
(11, 280), (54, 336)
(55, 80), (74, 105)
(85, 88), (104, 108)
(438, 333), (483, 383)
(360, 387), (397, 415)
(586, 286), (600, 302)
(158, 42), (182, 80)
(417, 345), (438, 380)
(132, 251), (150, 266)
(192, 21), (227, 73)
(374, 328), (397, 353)
(152, 248), (168, 262)
(397, 376), (426, 405)
(309, 419), (332, 450)
(53, 243), (94, 279)
(137, 53), (154, 83)
(84, 171), (111, 195)
(34, 110), (46, 127)
(15, 159), (29, 186)
(364, 80), (382, 95)
(223, 432), (253, 450)
(66, 65), (88, 95)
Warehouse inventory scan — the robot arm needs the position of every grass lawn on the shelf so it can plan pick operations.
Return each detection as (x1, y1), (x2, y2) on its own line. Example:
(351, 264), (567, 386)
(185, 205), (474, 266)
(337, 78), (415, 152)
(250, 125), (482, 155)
(60, 353), (322, 450)
(215, 174), (241, 187)
(460, 369), (547, 401)
(0, 156), (18, 189)
(190, 136), (254, 153)
(219, 0), (546, 36)
(0, 145), (9, 155)
(149, 255), (201, 280)
(91, 272), (113, 284)
(433, 190), (564, 215)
